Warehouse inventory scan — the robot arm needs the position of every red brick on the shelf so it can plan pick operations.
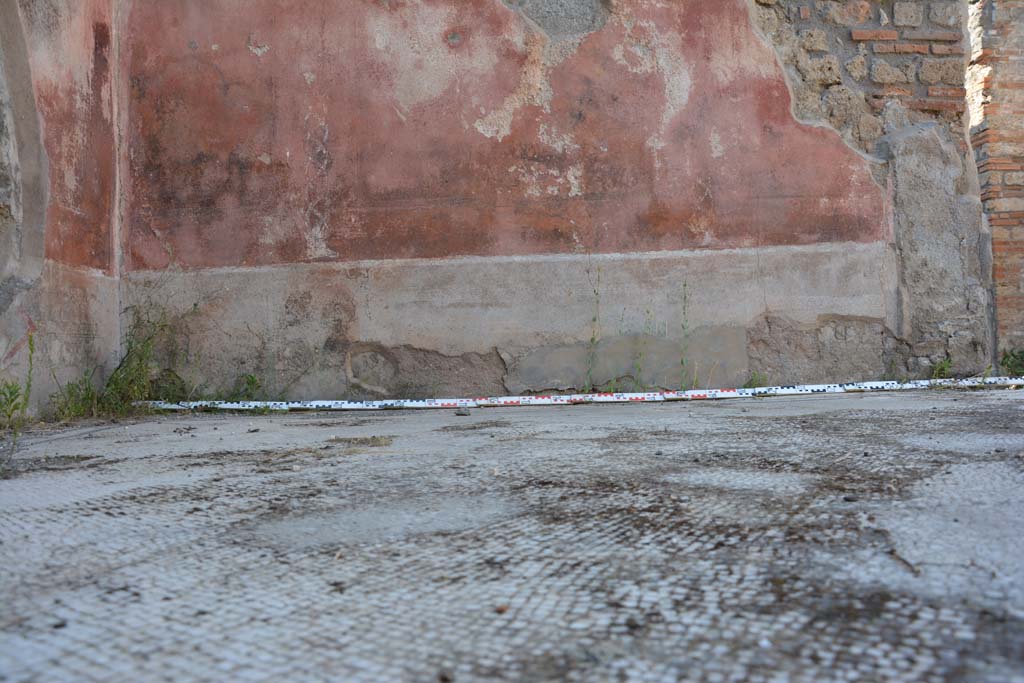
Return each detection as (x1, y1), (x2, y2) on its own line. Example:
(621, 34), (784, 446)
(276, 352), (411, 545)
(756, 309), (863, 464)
(901, 30), (962, 42)
(799, 6), (811, 20)
(906, 98), (966, 112)
(852, 29), (898, 41)
(928, 86), (967, 98)
(893, 43), (930, 54)
(993, 241), (1024, 255)
(932, 44), (965, 55)
(994, 265), (1023, 281)
(992, 226), (1021, 240)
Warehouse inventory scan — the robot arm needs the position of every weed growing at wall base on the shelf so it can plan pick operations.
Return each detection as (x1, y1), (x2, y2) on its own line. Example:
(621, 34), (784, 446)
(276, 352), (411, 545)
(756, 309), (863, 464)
(1, 333), (34, 473)
(931, 358), (953, 380)
(583, 260), (602, 393)
(51, 306), (276, 420)
(1002, 349), (1024, 377)
(51, 309), (167, 420)
(743, 371), (769, 389)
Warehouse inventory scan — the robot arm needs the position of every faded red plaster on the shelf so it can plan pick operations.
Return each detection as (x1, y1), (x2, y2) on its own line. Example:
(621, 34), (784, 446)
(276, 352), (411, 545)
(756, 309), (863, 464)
(125, 0), (887, 271)
(19, 0), (115, 272)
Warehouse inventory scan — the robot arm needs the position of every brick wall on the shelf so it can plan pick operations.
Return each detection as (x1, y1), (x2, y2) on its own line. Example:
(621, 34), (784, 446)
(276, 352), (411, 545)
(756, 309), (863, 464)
(752, 1), (975, 153)
(754, 1), (993, 377)
(969, 0), (1024, 354)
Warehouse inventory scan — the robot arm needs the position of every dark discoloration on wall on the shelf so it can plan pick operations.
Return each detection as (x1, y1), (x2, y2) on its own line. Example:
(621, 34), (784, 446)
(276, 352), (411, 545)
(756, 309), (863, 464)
(343, 342), (508, 398)
(754, 0), (994, 376)
(124, 0), (886, 271)
(1, 0), (49, 290)
(1, 1), (120, 415)
(1, 0), (1000, 406)
(19, 0), (115, 272)
(746, 314), (912, 384)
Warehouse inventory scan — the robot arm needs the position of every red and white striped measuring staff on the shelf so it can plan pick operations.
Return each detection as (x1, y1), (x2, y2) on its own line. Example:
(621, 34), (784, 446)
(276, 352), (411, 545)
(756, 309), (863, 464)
(144, 376), (1024, 412)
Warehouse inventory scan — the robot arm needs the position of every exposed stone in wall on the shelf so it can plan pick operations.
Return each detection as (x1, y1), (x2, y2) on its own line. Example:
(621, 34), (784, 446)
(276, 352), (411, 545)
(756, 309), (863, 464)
(0, 0), (46, 317)
(880, 121), (992, 373)
(0, 49), (20, 300)
(968, 0), (1024, 354)
(501, 0), (612, 38)
(747, 315), (910, 383)
(126, 273), (510, 401)
(751, 0), (970, 152)
(753, 0), (994, 375)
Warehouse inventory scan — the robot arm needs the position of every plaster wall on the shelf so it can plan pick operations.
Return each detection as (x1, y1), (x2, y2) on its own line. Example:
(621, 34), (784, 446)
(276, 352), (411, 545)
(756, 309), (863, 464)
(0, 0), (120, 411)
(1, 0), (1002, 406)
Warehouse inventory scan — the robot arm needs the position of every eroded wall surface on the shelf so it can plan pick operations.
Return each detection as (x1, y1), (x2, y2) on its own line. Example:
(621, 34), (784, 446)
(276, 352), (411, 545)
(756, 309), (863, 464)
(124, 0), (887, 268)
(117, 0), (995, 398)
(969, 0), (1024, 354)
(0, 0), (120, 412)
(3, 1), (1002, 406)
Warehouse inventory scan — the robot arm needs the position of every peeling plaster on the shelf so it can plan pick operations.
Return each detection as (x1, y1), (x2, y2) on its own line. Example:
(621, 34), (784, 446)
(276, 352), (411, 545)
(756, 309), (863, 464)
(125, 0), (886, 268)
(247, 34), (270, 57)
(474, 32), (549, 141)
(368, 1), (500, 116)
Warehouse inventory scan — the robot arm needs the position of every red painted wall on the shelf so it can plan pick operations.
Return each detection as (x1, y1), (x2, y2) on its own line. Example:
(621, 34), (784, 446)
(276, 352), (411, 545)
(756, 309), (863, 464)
(20, 0), (115, 272)
(125, 0), (886, 271)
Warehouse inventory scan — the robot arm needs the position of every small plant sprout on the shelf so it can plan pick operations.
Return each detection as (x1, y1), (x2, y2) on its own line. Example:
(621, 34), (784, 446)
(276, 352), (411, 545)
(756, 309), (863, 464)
(1, 332), (34, 472)
(1002, 348), (1024, 377)
(743, 371), (769, 389)
(931, 357), (953, 380)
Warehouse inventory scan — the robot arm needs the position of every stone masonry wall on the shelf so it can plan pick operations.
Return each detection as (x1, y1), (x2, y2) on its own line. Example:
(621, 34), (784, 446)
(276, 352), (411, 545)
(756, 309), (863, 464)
(968, 0), (1024, 355)
(753, 0), (994, 376)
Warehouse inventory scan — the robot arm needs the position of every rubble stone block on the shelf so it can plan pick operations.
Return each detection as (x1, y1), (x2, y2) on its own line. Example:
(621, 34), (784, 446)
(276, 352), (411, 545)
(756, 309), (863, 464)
(827, 0), (874, 26)
(920, 59), (965, 85)
(929, 2), (963, 28)
(801, 29), (829, 51)
(871, 59), (915, 84)
(797, 53), (843, 85)
(894, 2), (923, 27)
(845, 55), (869, 81)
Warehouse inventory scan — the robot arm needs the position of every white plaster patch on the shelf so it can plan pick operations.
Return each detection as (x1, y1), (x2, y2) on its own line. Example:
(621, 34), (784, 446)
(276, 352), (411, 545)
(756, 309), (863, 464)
(258, 215), (290, 247)
(474, 31), (550, 142)
(367, 1), (500, 116)
(709, 129), (725, 159)
(612, 42), (657, 75)
(25, 3), (96, 92)
(57, 125), (86, 201)
(611, 19), (692, 153)
(539, 124), (580, 154)
(650, 32), (692, 150)
(247, 34), (270, 57)
(566, 164), (584, 197)
(707, 21), (776, 85)
(509, 161), (585, 199)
